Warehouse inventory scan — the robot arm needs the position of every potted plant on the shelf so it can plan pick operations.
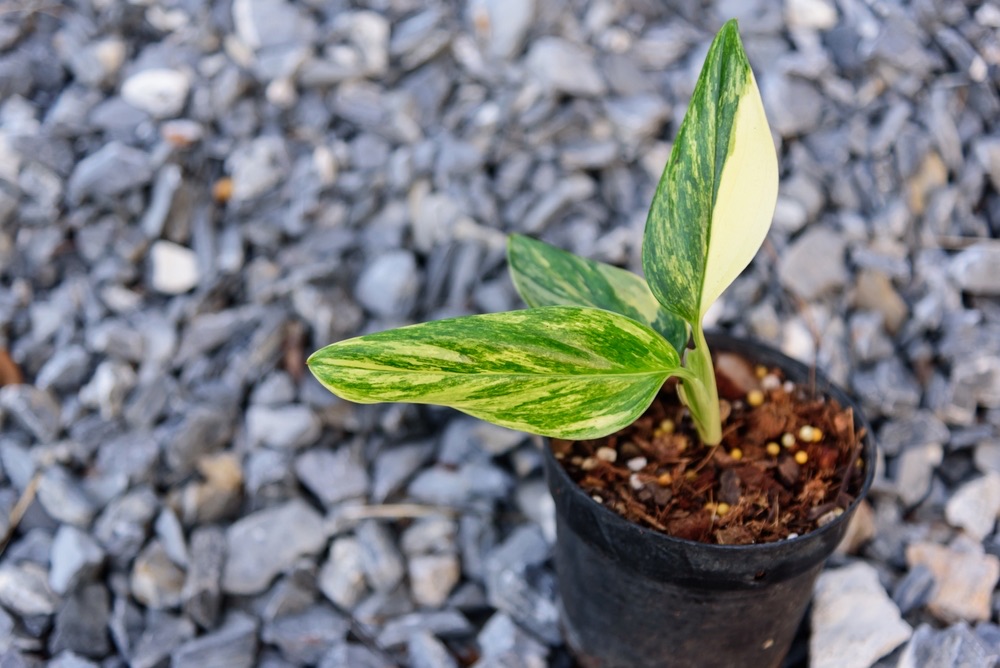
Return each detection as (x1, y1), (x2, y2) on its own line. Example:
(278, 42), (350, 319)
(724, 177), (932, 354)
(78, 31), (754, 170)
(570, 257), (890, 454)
(308, 20), (875, 668)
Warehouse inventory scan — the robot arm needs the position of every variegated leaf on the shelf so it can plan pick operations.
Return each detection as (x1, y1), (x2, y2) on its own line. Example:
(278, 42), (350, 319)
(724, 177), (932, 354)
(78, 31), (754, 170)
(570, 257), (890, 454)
(507, 234), (688, 352)
(641, 19), (778, 324)
(307, 306), (681, 439)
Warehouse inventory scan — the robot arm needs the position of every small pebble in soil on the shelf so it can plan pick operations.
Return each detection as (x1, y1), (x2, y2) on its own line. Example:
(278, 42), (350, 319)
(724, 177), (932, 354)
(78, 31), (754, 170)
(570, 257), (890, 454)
(627, 457), (647, 472)
(782, 433), (797, 448)
(595, 447), (617, 463)
(795, 451), (810, 465)
(762, 375), (781, 391)
(747, 390), (764, 407)
(730, 448), (743, 461)
(799, 425), (817, 442)
(717, 503), (731, 516)
(767, 442), (781, 457)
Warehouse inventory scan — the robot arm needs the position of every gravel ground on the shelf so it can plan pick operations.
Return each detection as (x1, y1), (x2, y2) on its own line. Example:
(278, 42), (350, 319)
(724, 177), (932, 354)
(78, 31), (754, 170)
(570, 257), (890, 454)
(0, 0), (999, 666)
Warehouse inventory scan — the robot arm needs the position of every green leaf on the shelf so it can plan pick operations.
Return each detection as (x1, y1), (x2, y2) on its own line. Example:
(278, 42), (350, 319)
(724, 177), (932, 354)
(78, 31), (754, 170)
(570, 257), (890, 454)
(307, 306), (681, 439)
(507, 234), (688, 352)
(641, 19), (778, 324)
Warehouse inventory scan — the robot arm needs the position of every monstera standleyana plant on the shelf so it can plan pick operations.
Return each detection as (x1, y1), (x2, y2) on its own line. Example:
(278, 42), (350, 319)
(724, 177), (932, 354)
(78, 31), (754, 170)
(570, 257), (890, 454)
(308, 20), (778, 447)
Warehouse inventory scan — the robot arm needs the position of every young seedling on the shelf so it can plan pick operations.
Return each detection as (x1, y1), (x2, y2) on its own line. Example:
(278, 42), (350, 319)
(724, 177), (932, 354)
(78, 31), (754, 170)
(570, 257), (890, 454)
(308, 20), (777, 446)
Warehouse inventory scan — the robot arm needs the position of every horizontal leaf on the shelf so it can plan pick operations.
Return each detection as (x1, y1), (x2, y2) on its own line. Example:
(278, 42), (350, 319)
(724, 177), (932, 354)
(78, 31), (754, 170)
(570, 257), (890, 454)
(642, 19), (778, 323)
(507, 234), (688, 352)
(308, 306), (680, 439)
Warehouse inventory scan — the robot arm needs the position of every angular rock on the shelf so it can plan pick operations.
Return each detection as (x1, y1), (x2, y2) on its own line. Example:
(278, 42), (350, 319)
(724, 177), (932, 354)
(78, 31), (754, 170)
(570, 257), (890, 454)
(408, 463), (511, 506)
(48, 584), (110, 659)
(355, 250), (420, 318)
(222, 499), (327, 595)
(975, 441), (1000, 475)
(319, 537), (368, 609)
(483, 526), (559, 644)
(121, 68), (190, 118)
(878, 411), (950, 457)
(810, 562), (911, 668)
(262, 605), (350, 664)
(246, 404), (321, 450)
(295, 446), (368, 507)
(0, 385), (61, 443)
(49, 525), (105, 596)
(376, 610), (473, 650)
(0, 562), (60, 616)
(476, 612), (548, 667)
(898, 622), (1000, 668)
(524, 37), (605, 97)
(892, 563), (936, 615)
(35, 346), (90, 392)
(131, 540), (186, 610)
(171, 613), (258, 668)
(356, 520), (406, 593)
(93, 487), (159, 566)
(906, 540), (1000, 623)
(408, 554), (460, 608)
(67, 142), (153, 203)
(130, 611), (195, 668)
(893, 443), (944, 507)
(408, 631), (457, 668)
(785, 0), (838, 30)
(778, 227), (848, 300)
(226, 136), (288, 202)
(36, 466), (96, 528)
(182, 526), (225, 629)
(945, 473), (1000, 539)
(149, 241), (200, 295)
(469, 0), (534, 60)
(372, 440), (434, 502)
(950, 246), (1000, 296)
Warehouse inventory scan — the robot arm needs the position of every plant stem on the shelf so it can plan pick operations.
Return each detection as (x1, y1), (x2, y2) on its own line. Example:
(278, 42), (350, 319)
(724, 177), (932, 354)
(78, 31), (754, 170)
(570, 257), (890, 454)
(678, 325), (722, 445)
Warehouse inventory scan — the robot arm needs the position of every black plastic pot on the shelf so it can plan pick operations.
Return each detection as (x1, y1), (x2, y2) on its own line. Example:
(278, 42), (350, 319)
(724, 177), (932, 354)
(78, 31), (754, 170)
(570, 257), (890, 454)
(542, 332), (876, 668)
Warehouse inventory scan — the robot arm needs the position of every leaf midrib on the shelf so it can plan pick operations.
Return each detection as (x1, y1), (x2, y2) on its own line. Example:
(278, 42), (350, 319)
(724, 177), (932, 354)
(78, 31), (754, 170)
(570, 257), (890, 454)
(319, 363), (673, 380)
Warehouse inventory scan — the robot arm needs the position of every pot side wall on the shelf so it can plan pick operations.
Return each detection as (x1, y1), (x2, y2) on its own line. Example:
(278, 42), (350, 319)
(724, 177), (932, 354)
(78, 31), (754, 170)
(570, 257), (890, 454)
(543, 333), (877, 668)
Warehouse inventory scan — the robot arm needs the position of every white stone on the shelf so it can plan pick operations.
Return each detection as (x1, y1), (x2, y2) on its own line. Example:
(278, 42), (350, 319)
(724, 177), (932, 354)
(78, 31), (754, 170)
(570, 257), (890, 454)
(121, 68), (191, 118)
(149, 241), (200, 295)
(246, 404), (321, 450)
(408, 554), (461, 608)
(946, 473), (1000, 539)
(810, 562), (912, 668)
(469, 0), (535, 60)
(0, 562), (60, 616)
(785, 0), (838, 30)
(524, 37), (605, 97)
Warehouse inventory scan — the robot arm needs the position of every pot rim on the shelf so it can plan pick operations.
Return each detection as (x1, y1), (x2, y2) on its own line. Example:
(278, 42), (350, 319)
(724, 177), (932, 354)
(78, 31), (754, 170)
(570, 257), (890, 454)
(543, 330), (877, 557)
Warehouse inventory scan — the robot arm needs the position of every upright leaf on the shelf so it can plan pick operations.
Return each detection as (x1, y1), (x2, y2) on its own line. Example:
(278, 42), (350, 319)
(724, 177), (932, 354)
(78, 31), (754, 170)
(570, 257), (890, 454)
(307, 306), (681, 439)
(507, 234), (688, 352)
(641, 19), (778, 324)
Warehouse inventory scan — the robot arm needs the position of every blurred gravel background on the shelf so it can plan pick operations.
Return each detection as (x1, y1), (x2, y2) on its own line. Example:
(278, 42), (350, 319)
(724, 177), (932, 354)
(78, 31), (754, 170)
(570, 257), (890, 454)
(0, 0), (999, 666)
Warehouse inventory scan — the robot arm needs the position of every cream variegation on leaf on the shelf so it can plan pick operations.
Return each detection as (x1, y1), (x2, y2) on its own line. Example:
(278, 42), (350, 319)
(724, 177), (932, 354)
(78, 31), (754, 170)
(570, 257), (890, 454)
(308, 306), (683, 440)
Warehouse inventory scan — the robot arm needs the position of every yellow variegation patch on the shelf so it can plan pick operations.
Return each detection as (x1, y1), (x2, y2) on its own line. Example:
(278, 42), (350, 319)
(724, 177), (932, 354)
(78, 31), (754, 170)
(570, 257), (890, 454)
(308, 306), (683, 440)
(699, 67), (777, 316)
